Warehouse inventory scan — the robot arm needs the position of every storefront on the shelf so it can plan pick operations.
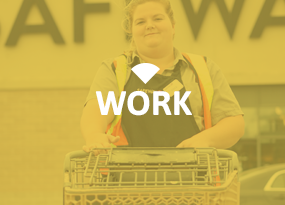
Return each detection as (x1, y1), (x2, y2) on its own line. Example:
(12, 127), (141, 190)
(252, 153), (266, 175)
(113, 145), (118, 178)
(0, 0), (284, 172)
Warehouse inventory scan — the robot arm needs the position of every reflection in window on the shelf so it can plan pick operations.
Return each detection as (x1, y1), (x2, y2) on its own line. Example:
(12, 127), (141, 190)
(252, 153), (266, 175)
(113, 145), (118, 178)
(242, 107), (259, 139)
(259, 107), (285, 135)
(271, 174), (285, 188)
(231, 86), (285, 171)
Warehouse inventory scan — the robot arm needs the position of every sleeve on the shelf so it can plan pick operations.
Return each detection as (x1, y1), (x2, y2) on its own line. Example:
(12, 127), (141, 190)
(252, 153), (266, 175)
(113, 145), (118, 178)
(207, 58), (244, 126)
(84, 58), (120, 106)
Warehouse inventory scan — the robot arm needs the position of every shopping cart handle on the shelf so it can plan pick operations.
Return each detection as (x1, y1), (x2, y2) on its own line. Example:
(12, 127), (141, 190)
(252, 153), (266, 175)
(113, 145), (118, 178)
(194, 148), (239, 171)
(63, 150), (89, 172)
(217, 149), (239, 171)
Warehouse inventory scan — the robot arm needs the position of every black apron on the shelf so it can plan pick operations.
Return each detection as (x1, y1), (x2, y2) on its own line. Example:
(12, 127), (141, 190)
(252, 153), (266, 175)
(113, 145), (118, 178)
(121, 63), (200, 147)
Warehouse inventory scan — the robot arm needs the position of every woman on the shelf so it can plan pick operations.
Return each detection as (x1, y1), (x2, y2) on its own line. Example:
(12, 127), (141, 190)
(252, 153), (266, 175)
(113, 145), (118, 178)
(81, 0), (244, 156)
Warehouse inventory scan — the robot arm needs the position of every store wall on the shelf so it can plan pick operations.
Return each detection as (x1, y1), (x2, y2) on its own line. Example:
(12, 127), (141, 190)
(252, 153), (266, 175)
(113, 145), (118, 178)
(0, 89), (87, 205)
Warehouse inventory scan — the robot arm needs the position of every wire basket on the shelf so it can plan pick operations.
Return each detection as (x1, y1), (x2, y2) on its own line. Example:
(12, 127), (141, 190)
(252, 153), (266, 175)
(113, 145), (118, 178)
(63, 147), (240, 205)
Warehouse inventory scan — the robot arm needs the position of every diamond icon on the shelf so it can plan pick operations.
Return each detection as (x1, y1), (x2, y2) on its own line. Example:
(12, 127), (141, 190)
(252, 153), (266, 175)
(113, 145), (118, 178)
(131, 63), (160, 84)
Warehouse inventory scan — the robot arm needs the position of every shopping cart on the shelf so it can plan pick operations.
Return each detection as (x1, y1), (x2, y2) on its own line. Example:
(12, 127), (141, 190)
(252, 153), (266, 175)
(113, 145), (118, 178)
(63, 147), (240, 205)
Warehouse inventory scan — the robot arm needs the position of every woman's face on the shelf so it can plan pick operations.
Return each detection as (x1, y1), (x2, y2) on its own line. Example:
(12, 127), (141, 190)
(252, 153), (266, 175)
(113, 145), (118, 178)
(132, 1), (175, 51)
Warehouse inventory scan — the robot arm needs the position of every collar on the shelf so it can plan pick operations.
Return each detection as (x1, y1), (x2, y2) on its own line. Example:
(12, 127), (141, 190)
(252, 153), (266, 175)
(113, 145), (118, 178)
(129, 48), (188, 69)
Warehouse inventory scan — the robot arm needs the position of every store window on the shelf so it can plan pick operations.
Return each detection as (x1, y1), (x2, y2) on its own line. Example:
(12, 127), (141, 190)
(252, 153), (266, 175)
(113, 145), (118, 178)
(259, 106), (285, 135)
(230, 85), (285, 171)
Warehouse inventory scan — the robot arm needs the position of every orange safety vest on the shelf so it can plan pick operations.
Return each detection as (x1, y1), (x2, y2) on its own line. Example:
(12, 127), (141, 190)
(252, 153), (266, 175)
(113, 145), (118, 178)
(106, 53), (214, 146)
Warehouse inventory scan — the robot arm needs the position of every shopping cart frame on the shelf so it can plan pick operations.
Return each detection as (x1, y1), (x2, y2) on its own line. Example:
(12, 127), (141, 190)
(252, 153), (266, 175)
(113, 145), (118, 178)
(63, 147), (240, 205)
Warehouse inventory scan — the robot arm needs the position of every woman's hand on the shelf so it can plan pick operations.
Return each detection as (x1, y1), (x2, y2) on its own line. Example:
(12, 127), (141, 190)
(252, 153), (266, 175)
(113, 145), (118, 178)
(176, 133), (211, 148)
(176, 115), (244, 149)
(82, 134), (120, 156)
